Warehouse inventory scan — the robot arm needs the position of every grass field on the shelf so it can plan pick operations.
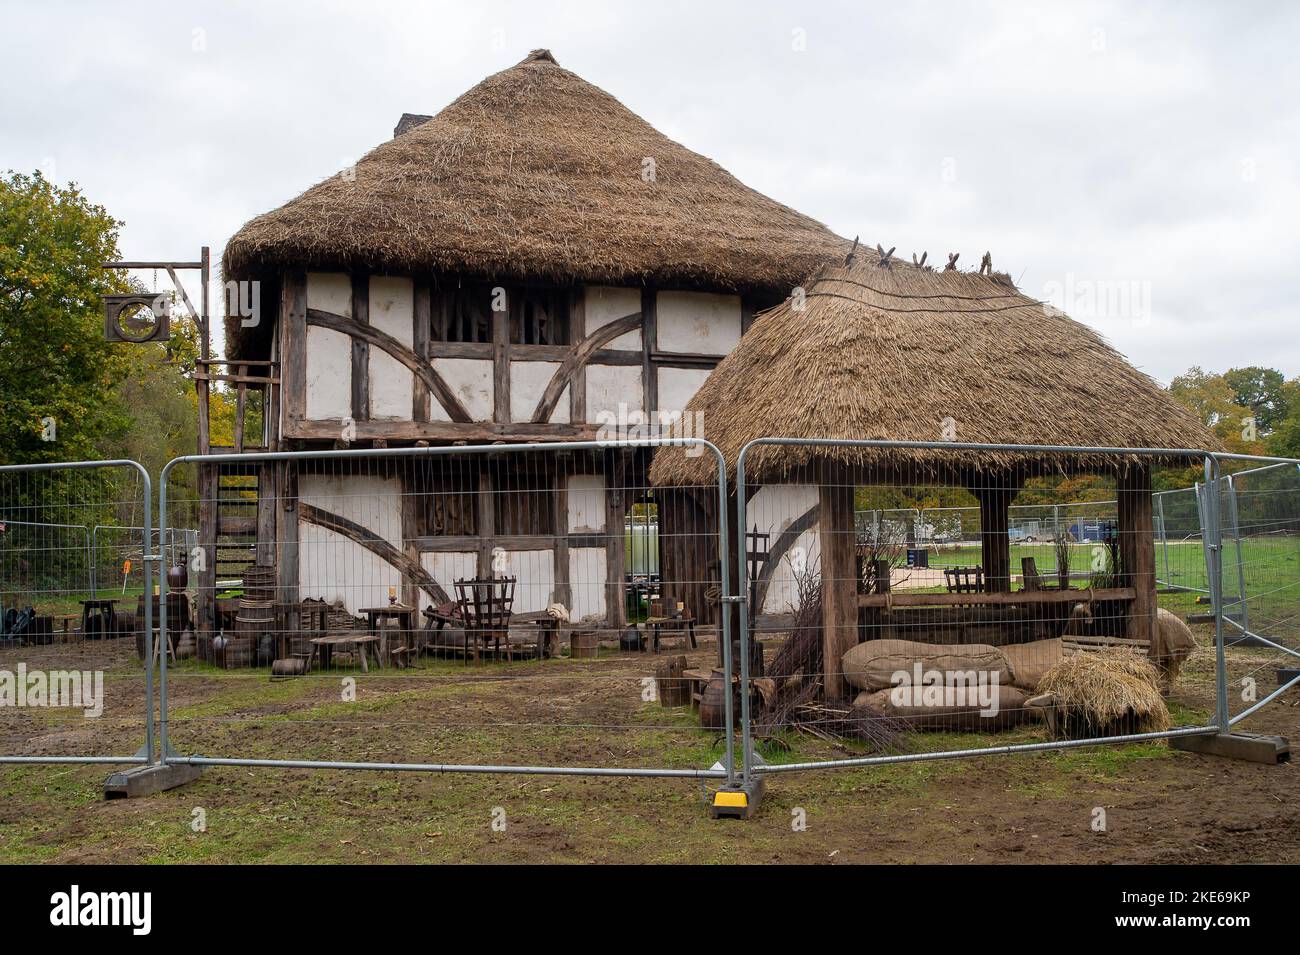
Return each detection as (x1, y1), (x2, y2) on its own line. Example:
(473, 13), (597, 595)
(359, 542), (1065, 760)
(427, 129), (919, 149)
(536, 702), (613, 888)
(3, 533), (1299, 864)
(0, 623), (1296, 864)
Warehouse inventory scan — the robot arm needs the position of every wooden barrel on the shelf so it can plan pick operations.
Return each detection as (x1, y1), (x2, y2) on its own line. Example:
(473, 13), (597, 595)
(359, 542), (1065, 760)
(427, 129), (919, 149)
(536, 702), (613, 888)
(655, 654), (690, 707)
(236, 598), (274, 639)
(241, 566), (276, 602)
(570, 629), (600, 659)
(222, 635), (254, 669)
(699, 668), (733, 730)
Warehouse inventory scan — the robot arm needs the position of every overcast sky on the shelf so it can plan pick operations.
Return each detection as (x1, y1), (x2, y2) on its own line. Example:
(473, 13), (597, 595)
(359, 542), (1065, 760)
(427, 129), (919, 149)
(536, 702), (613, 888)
(4, 0), (1296, 383)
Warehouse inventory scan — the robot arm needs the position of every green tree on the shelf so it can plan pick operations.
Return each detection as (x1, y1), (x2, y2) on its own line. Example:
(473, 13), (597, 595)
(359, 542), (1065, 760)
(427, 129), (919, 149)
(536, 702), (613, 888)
(0, 171), (131, 464)
(1168, 366), (1263, 454)
(1267, 378), (1300, 459)
(1223, 366), (1288, 435)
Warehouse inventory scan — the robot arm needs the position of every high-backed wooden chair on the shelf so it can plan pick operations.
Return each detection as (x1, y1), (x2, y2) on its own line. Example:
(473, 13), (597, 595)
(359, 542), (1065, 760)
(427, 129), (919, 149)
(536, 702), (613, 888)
(455, 577), (516, 663)
(944, 565), (984, 595)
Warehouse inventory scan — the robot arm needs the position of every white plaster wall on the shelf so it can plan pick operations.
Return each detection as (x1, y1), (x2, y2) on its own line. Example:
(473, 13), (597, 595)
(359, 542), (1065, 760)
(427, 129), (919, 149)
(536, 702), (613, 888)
(510, 360), (569, 423)
(368, 276), (415, 420)
(584, 286), (643, 350)
(305, 273), (354, 421)
(749, 484), (821, 614)
(498, 550), (555, 614)
(657, 366), (713, 417)
(419, 551), (479, 615)
(568, 547), (607, 622)
(297, 473), (405, 615)
(307, 272), (352, 317)
(304, 327), (353, 421)
(566, 474), (606, 533)
(656, 291), (741, 355)
(433, 357), (494, 422)
(587, 364), (643, 423)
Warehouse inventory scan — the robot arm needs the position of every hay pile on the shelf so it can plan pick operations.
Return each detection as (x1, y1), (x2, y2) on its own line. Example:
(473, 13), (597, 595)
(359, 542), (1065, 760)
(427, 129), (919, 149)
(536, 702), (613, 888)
(1036, 648), (1170, 738)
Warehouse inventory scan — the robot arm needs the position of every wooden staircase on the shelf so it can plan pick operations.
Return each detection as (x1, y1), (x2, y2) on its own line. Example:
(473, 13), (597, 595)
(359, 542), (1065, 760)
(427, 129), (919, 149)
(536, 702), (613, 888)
(214, 463), (261, 582)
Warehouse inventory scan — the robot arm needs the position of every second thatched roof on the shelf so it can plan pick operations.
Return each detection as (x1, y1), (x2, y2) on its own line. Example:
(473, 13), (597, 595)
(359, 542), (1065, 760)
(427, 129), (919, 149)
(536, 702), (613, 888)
(650, 253), (1217, 485)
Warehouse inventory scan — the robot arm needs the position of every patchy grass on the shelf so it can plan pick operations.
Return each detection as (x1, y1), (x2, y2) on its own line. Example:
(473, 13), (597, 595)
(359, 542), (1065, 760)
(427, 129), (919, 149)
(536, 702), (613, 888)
(2, 623), (1297, 864)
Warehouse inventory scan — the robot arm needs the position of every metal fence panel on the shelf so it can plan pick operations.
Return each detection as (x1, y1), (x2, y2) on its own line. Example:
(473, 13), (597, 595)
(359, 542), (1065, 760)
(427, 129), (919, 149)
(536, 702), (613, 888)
(1207, 456), (1300, 727)
(0, 460), (154, 766)
(156, 439), (735, 782)
(734, 439), (1225, 785)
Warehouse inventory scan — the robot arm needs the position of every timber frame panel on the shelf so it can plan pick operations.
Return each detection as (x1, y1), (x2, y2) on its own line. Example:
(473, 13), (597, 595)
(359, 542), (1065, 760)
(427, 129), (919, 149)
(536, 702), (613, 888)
(278, 272), (742, 444)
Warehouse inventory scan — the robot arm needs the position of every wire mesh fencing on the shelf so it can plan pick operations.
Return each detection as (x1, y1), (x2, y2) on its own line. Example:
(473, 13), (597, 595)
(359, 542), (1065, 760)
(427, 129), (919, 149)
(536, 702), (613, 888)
(0, 460), (155, 765)
(1205, 456), (1300, 727)
(156, 440), (735, 781)
(734, 439), (1228, 782)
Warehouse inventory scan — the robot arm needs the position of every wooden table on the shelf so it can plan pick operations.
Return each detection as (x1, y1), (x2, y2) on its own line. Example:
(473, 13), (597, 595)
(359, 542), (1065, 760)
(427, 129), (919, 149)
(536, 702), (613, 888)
(309, 633), (382, 672)
(360, 604), (416, 667)
(646, 613), (697, 653)
(513, 610), (561, 659)
(79, 598), (119, 639)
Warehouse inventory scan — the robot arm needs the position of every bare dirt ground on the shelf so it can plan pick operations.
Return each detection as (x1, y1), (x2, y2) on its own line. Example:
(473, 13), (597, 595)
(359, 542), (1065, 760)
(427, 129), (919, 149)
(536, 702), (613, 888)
(1, 622), (1296, 864)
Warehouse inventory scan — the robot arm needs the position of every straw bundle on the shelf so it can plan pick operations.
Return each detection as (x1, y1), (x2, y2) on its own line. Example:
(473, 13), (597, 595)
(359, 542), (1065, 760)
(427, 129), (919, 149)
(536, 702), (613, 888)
(1036, 648), (1171, 737)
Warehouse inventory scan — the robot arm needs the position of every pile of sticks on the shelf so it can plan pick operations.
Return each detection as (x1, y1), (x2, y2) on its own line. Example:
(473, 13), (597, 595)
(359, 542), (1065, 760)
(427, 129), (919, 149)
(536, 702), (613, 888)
(754, 572), (900, 751)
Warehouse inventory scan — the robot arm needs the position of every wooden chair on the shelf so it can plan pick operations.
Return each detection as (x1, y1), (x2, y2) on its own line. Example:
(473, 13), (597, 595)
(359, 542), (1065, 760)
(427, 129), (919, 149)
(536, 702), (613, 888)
(944, 565), (984, 595)
(455, 577), (516, 663)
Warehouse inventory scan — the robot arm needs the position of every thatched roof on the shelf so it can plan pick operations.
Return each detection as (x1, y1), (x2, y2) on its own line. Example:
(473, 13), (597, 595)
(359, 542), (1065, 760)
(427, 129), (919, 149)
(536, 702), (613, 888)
(222, 49), (848, 356)
(650, 254), (1217, 485)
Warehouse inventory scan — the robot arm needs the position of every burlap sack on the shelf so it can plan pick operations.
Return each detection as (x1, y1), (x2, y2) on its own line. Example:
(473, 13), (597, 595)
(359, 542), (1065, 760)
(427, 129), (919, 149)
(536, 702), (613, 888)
(1001, 638), (1064, 692)
(842, 638), (1012, 691)
(853, 685), (1034, 731)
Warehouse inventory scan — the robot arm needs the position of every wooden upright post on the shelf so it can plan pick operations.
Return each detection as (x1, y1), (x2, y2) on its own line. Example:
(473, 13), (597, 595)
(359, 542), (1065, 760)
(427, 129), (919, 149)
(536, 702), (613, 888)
(604, 450), (628, 632)
(973, 481), (1014, 592)
(255, 463), (276, 566)
(196, 461), (218, 635)
(1118, 463), (1157, 646)
(277, 460), (299, 608)
(819, 478), (858, 700)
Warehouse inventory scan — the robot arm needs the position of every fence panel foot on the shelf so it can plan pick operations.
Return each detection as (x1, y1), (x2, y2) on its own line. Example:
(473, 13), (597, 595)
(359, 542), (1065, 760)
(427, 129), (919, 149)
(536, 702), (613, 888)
(104, 762), (203, 799)
(1170, 731), (1290, 764)
(709, 776), (765, 820)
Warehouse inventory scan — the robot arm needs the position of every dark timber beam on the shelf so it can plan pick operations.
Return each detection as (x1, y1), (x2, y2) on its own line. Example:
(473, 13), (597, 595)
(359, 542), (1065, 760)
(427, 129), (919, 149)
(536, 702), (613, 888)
(1118, 462), (1157, 646)
(412, 281), (432, 422)
(350, 273), (370, 422)
(819, 477), (858, 700)
(300, 502), (450, 605)
(493, 294), (510, 423)
(306, 308), (472, 423)
(972, 482), (1016, 593)
(281, 271), (307, 434)
(641, 288), (657, 422)
(531, 311), (643, 424)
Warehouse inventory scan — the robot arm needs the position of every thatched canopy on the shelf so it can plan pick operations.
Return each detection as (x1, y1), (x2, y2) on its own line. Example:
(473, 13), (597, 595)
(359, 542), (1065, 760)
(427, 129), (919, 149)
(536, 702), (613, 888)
(650, 254), (1217, 485)
(222, 49), (847, 356)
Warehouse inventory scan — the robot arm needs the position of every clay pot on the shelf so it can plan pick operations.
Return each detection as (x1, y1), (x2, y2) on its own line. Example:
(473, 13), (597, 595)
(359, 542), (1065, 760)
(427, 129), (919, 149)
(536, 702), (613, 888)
(699, 668), (734, 730)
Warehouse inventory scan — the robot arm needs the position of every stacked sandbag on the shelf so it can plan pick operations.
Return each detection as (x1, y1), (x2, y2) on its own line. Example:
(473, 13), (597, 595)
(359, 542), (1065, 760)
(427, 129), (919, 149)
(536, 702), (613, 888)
(854, 685), (1035, 731)
(843, 638), (1036, 731)
(1000, 637), (1064, 692)
(842, 639), (1013, 692)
